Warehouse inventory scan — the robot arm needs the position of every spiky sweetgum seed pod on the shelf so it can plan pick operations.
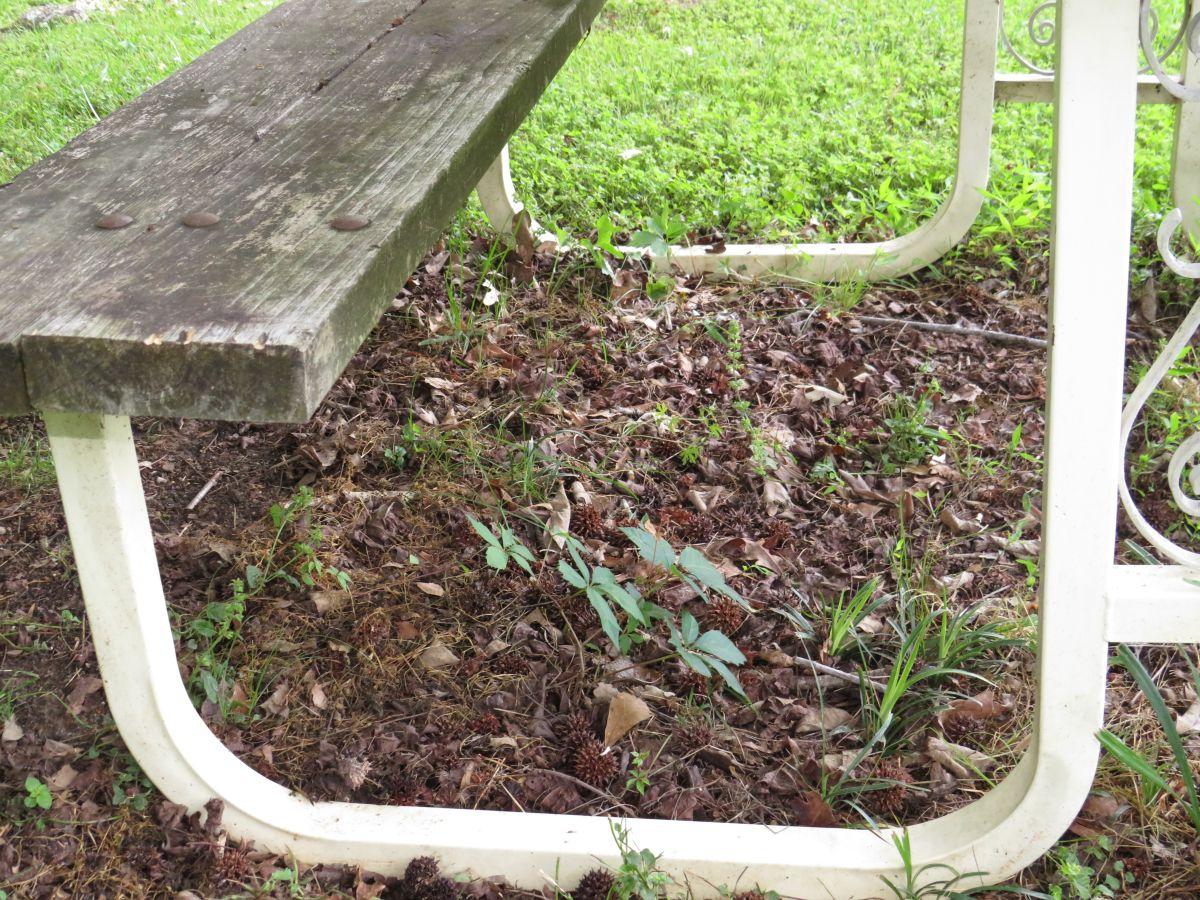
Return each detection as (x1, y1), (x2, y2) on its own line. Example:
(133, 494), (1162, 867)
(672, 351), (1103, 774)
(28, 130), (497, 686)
(470, 712), (503, 735)
(678, 510), (713, 543)
(573, 868), (616, 900)
(722, 505), (753, 536)
(382, 768), (419, 806)
(765, 518), (792, 547)
(674, 716), (714, 747)
(422, 876), (460, 900)
(561, 593), (600, 631)
(939, 709), (974, 741)
(354, 611), (392, 647)
(536, 565), (571, 600)
(491, 652), (531, 676)
(670, 664), (709, 696)
(575, 503), (604, 539)
(640, 479), (664, 510)
(212, 845), (254, 888)
(870, 760), (913, 817)
(555, 711), (594, 748)
(706, 596), (745, 634)
(404, 855), (440, 886)
(572, 738), (617, 787)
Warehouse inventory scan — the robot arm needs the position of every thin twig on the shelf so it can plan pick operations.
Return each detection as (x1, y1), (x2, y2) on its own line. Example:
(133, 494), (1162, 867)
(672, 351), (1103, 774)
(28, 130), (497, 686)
(186, 471), (223, 511)
(791, 655), (888, 695)
(855, 314), (1047, 349)
(527, 768), (637, 815)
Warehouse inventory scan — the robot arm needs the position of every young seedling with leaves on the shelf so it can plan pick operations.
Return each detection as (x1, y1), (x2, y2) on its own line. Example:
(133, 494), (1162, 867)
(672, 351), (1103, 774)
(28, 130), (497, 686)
(558, 535), (652, 653)
(185, 487), (349, 717)
(622, 527), (748, 609)
(609, 822), (675, 900)
(23, 776), (50, 811)
(469, 514), (538, 574)
(664, 609), (747, 700)
(556, 526), (749, 698)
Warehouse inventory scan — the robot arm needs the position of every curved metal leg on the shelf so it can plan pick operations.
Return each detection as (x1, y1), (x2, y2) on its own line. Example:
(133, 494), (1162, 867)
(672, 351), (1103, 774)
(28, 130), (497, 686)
(482, 0), (998, 283)
(477, 145), (560, 249)
(36, 411), (1108, 896)
(653, 0), (998, 280)
(42, 3), (1188, 894)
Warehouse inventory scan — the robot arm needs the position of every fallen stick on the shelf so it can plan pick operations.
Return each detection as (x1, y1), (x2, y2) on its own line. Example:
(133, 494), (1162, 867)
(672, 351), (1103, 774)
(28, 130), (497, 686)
(792, 655), (888, 695)
(186, 471), (223, 511)
(527, 768), (637, 815)
(855, 315), (1047, 349)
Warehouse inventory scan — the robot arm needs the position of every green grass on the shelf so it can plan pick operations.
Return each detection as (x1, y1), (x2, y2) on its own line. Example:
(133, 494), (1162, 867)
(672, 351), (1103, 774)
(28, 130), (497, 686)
(0, 0), (1188, 263)
(0, 423), (53, 490)
(0, 0), (283, 181)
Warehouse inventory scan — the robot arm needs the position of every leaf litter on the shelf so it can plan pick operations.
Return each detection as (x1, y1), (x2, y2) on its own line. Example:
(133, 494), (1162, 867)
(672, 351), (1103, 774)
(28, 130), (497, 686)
(0, 237), (1195, 894)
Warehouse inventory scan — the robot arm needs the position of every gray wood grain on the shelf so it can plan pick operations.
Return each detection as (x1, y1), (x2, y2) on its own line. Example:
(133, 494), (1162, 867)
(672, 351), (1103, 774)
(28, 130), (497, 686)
(0, 0), (604, 421)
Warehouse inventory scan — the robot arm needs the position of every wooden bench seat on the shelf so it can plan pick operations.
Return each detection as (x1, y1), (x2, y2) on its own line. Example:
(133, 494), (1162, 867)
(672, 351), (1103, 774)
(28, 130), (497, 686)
(0, 0), (604, 422)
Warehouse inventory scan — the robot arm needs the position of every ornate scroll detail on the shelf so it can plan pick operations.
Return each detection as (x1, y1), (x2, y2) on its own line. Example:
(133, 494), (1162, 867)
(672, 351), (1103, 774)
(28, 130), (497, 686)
(999, 1), (1198, 81)
(999, 2), (1057, 76)
(1140, 0), (1200, 100)
(1119, 211), (1200, 565)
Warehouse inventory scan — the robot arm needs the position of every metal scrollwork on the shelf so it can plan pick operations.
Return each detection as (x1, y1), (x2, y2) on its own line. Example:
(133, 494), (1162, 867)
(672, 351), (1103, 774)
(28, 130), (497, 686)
(1119, 210), (1200, 565)
(1000, 1), (1199, 82)
(999, 2), (1057, 76)
(1141, 0), (1200, 101)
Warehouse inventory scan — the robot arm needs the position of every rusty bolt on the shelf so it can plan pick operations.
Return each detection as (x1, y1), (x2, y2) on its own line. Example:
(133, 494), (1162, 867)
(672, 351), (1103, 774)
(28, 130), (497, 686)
(182, 211), (220, 229)
(96, 213), (135, 230)
(330, 215), (371, 232)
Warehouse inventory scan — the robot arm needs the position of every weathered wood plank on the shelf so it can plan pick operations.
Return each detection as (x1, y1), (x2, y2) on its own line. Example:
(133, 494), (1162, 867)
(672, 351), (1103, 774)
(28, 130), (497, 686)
(0, 0), (432, 416)
(0, 0), (605, 421)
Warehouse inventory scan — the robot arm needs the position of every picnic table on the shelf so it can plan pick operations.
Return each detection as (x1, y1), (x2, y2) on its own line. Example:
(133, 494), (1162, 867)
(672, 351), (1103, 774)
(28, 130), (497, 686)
(1, 1), (1199, 895)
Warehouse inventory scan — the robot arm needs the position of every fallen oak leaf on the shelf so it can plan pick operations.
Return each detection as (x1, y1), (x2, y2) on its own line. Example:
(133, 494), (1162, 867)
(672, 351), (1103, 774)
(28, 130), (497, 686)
(2, 717), (23, 742)
(67, 676), (103, 716)
(544, 484), (571, 549)
(310, 682), (328, 710)
(820, 750), (861, 776)
(308, 589), (350, 614)
(762, 478), (792, 516)
(611, 269), (640, 303)
(261, 681), (290, 717)
(420, 641), (460, 671)
(47, 764), (79, 792)
(798, 706), (854, 732)
(792, 791), (839, 827)
(604, 692), (652, 745)
(1176, 699), (1200, 736)
(925, 736), (994, 780)
(939, 507), (983, 535)
(1069, 793), (1126, 838)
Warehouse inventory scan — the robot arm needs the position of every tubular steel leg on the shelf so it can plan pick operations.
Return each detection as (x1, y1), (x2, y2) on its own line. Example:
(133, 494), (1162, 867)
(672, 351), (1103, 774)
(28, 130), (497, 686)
(43, 3), (1162, 895)
(476, 145), (559, 249)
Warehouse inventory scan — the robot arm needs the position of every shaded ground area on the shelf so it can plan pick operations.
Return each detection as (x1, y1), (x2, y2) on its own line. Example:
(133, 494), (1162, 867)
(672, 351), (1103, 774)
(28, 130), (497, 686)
(1, 241), (1199, 897)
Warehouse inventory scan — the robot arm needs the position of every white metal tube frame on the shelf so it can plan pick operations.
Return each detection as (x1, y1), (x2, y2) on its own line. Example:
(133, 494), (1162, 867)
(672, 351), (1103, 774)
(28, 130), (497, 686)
(40, 1), (1200, 896)
(478, 0), (1200, 282)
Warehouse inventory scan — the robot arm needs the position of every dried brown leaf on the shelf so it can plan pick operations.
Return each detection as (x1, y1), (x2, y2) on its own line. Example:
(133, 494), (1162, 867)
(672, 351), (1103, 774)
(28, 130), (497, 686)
(420, 641), (460, 670)
(604, 692), (652, 745)
(925, 737), (994, 780)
